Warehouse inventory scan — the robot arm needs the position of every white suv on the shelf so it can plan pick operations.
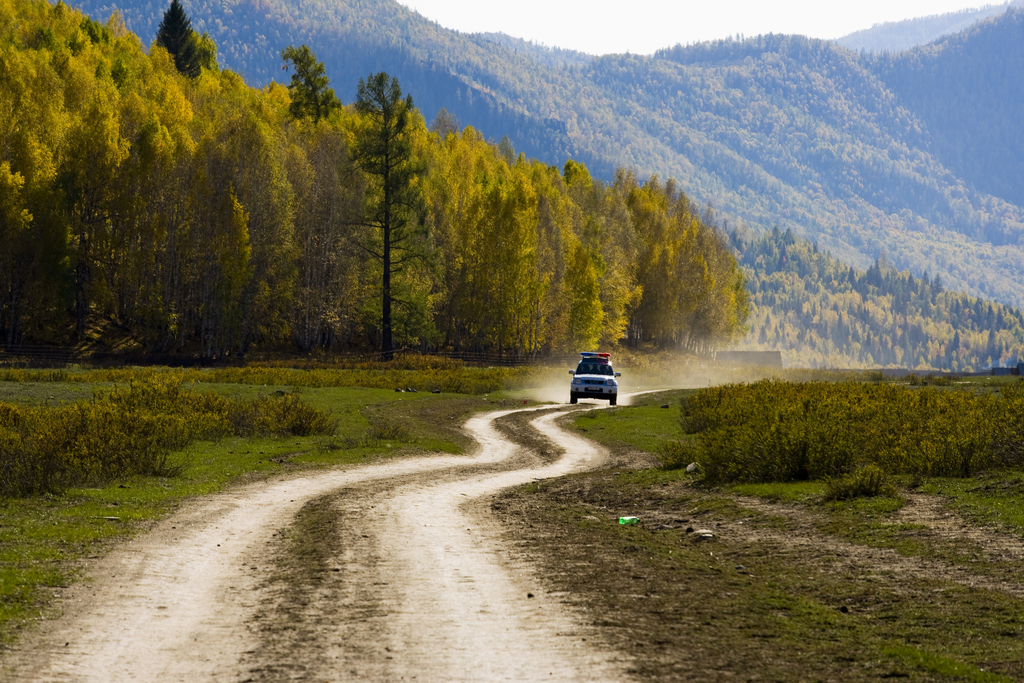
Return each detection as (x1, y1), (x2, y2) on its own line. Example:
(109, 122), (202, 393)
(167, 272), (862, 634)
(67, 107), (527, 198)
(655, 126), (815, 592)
(569, 352), (621, 405)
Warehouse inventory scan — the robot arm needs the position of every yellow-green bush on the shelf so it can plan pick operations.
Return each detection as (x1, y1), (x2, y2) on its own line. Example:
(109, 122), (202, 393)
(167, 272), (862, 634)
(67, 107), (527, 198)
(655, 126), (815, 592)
(659, 438), (700, 470)
(681, 380), (1024, 485)
(822, 464), (898, 501)
(0, 381), (336, 497)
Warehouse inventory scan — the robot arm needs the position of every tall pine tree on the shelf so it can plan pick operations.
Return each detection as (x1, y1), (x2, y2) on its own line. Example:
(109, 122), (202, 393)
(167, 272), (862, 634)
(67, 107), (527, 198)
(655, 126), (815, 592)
(281, 45), (340, 123)
(352, 73), (426, 360)
(156, 0), (200, 78)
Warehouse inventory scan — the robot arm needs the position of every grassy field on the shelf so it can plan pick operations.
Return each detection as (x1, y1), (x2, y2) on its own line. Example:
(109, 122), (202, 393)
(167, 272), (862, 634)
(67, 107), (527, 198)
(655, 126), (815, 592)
(7, 363), (1024, 677)
(0, 364), (540, 646)
(507, 380), (1024, 680)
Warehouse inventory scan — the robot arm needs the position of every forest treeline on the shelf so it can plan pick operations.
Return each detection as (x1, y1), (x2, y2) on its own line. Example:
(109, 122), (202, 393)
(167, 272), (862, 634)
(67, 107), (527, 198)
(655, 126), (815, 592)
(732, 227), (1024, 371)
(0, 0), (748, 357)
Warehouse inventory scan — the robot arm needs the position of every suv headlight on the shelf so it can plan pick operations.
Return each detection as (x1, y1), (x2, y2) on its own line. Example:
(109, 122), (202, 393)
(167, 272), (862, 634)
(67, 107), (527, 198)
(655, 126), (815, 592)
(606, 379), (616, 386)
(572, 378), (582, 385)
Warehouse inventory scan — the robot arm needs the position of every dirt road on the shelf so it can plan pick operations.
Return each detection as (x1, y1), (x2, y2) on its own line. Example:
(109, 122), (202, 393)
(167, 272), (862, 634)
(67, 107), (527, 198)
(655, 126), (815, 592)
(3, 404), (633, 682)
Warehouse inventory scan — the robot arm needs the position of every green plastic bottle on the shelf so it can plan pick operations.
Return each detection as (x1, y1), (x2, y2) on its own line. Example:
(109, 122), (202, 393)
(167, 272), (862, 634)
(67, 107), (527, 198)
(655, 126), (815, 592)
(619, 516), (638, 525)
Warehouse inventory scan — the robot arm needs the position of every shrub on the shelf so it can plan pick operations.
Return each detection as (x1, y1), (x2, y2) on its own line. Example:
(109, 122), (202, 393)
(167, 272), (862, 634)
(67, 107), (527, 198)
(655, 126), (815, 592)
(659, 439), (699, 470)
(991, 383), (1024, 467)
(0, 381), (336, 497)
(907, 373), (956, 386)
(365, 417), (410, 444)
(684, 379), (1014, 486)
(822, 464), (898, 501)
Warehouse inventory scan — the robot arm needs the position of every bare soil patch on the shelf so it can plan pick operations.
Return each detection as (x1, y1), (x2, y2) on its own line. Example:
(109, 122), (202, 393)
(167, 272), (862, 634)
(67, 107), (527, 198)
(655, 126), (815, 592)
(492, 437), (1024, 681)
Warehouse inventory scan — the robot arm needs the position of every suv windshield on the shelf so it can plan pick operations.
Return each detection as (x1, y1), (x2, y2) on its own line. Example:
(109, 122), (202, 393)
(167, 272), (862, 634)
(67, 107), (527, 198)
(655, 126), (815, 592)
(576, 362), (613, 376)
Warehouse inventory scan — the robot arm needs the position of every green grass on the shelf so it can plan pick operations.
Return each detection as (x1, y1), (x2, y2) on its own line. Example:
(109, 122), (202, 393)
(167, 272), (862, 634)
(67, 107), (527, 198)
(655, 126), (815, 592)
(923, 471), (1024, 533)
(883, 645), (1014, 682)
(186, 385), (480, 454)
(0, 362), (540, 395)
(728, 477), (1024, 589)
(0, 381), (105, 406)
(729, 481), (824, 503)
(568, 390), (695, 454)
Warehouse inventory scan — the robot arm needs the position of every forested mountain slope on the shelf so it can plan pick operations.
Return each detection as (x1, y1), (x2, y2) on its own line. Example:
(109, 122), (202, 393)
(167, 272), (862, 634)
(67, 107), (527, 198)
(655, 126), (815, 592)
(476, 32), (593, 69)
(68, 0), (589, 165)
(870, 10), (1024, 209)
(67, 0), (1024, 311)
(835, 1), (1022, 53)
(732, 229), (1024, 371)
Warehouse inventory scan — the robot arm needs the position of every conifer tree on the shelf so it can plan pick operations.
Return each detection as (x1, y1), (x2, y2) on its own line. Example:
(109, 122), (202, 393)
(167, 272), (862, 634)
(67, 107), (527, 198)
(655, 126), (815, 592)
(156, 0), (199, 78)
(281, 45), (340, 123)
(352, 73), (426, 360)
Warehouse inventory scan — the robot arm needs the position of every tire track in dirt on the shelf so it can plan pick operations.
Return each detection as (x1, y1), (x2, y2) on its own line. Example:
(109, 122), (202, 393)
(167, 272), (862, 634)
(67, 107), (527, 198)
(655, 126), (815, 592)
(341, 409), (629, 681)
(895, 492), (1024, 563)
(728, 495), (1024, 597)
(2, 404), (633, 682)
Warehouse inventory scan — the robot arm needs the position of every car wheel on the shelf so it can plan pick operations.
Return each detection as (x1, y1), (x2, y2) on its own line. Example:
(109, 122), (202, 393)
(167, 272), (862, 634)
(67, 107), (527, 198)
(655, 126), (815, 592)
(609, 397), (617, 406)
(570, 396), (578, 404)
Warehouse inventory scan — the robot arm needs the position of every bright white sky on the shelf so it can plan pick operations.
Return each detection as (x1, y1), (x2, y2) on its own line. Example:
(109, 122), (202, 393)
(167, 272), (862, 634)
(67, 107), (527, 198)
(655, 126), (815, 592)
(398, 0), (992, 55)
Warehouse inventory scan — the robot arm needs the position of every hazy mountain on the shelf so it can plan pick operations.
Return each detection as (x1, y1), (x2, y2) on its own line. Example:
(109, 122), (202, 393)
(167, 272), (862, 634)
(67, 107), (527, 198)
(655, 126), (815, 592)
(476, 32), (593, 69)
(836, 1), (1023, 53)
(871, 11), (1024, 209)
(78, 0), (586, 166)
(73, 0), (1024, 309)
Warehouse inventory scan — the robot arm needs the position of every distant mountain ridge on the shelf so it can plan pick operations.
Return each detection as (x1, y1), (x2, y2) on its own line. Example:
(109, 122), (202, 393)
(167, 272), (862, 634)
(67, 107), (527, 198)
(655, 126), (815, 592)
(70, 0), (1024, 310)
(836, 1), (1024, 53)
(476, 32), (593, 69)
